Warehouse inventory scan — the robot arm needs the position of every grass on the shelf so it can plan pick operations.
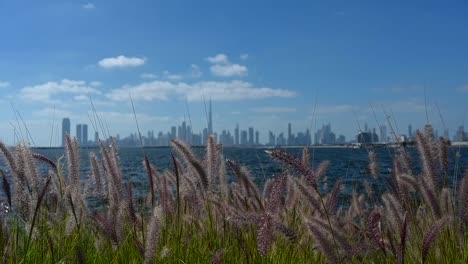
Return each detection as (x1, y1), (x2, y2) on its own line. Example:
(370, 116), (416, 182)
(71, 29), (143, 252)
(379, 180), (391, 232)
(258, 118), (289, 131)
(0, 129), (466, 263)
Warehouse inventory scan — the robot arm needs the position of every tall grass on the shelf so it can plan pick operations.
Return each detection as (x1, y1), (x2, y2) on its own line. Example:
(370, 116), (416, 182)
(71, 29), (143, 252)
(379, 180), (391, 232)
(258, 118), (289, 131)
(0, 132), (466, 263)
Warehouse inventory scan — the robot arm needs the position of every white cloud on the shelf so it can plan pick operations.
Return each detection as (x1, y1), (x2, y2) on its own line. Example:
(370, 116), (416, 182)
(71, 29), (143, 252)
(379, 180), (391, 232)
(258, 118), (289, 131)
(74, 94), (89, 101)
(140, 73), (158, 79)
(82, 3), (95, 10)
(206, 54), (229, 64)
(252, 107), (297, 113)
(106, 80), (296, 102)
(98, 55), (146, 69)
(240, 53), (249, 60)
(21, 79), (100, 103)
(90, 81), (102, 87)
(210, 64), (248, 77)
(190, 64), (202, 78)
(33, 107), (73, 118)
(163, 71), (183, 81)
(0, 81), (10, 88)
(206, 53), (248, 77)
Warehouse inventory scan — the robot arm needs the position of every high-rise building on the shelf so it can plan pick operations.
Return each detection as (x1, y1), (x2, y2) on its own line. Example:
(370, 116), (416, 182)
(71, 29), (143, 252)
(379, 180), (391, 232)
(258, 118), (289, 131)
(62, 118), (70, 147)
(82, 124), (88, 145)
(380, 126), (387, 143)
(456, 126), (466, 141)
(171, 126), (177, 140)
(94, 131), (99, 143)
(255, 130), (259, 145)
(240, 130), (248, 145)
(408, 124), (413, 139)
(234, 124), (239, 145)
(268, 131), (276, 146)
(288, 123), (292, 145)
(208, 99), (213, 135)
(76, 124), (82, 144)
(248, 127), (254, 145)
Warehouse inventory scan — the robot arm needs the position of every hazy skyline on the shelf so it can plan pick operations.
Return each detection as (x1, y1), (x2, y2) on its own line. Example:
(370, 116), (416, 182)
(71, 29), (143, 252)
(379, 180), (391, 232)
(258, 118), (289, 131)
(1, 1), (467, 146)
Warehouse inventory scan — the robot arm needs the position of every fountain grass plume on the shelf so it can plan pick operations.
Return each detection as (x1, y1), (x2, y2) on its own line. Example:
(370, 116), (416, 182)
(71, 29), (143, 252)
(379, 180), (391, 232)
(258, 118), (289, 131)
(422, 218), (447, 264)
(171, 139), (209, 191)
(368, 150), (379, 178)
(0, 169), (11, 207)
(144, 154), (155, 208)
(459, 176), (468, 223)
(89, 152), (105, 199)
(397, 212), (408, 264)
(256, 214), (273, 256)
(144, 206), (162, 264)
(271, 150), (317, 190)
(33, 152), (58, 173)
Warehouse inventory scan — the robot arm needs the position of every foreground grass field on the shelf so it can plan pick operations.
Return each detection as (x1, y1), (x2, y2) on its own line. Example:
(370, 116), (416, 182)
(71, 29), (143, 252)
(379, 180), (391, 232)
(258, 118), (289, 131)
(0, 128), (467, 263)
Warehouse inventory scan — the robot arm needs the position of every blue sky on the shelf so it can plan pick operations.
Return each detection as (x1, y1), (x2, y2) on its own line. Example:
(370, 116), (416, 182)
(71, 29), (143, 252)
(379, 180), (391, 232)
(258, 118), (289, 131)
(0, 0), (467, 146)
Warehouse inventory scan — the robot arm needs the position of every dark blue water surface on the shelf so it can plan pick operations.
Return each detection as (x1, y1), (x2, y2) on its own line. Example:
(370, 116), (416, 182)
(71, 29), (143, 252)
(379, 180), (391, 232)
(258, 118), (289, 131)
(25, 146), (468, 201)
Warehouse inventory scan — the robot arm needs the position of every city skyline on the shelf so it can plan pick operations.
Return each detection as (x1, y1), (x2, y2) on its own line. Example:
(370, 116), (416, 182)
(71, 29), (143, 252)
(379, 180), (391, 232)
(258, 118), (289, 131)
(0, 1), (468, 146)
(58, 114), (467, 147)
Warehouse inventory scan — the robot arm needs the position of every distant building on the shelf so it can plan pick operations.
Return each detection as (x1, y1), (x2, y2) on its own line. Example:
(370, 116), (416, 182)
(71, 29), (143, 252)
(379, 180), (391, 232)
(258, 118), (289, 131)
(234, 124), (239, 145)
(82, 124), (88, 145)
(277, 133), (286, 145)
(94, 131), (99, 143)
(208, 99), (213, 135)
(380, 126), (387, 143)
(248, 127), (254, 145)
(62, 118), (70, 147)
(240, 130), (248, 145)
(268, 131), (276, 146)
(456, 126), (467, 141)
(288, 123), (292, 145)
(337, 135), (346, 144)
(76, 124), (82, 144)
(255, 130), (259, 145)
(357, 131), (379, 144)
(315, 123), (336, 144)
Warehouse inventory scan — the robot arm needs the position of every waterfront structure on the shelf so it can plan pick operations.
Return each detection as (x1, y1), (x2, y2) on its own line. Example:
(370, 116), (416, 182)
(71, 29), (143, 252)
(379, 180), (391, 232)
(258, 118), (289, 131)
(357, 131), (379, 144)
(62, 118), (70, 147)
(82, 124), (88, 145)
(248, 127), (254, 145)
(76, 124), (82, 144)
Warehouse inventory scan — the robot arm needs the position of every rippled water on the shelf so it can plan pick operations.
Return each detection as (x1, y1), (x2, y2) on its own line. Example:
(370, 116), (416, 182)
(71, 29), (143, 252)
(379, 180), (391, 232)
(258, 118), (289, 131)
(26, 146), (468, 201)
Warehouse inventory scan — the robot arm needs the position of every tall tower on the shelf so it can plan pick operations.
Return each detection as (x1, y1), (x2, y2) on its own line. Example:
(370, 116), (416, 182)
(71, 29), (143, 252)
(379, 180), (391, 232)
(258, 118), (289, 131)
(288, 123), (292, 145)
(234, 123), (239, 145)
(76, 124), (82, 144)
(82, 124), (88, 145)
(248, 127), (254, 145)
(62, 118), (70, 147)
(208, 99), (213, 135)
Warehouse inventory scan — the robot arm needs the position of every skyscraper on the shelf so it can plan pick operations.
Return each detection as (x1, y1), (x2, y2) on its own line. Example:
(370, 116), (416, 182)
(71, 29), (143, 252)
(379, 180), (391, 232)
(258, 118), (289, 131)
(268, 131), (276, 146)
(62, 118), (70, 147)
(248, 127), (254, 145)
(94, 131), (99, 143)
(255, 130), (259, 145)
(288, 123), (292, 145)
(234, 124), (239, 145)
(380, 125), (387, 143)
(76, 124), (82, 144)
(408, 124), (413, 139)
(82, 124), (88, 145)
(240, 130), (248, 145)
(208, 99), (213, 135)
